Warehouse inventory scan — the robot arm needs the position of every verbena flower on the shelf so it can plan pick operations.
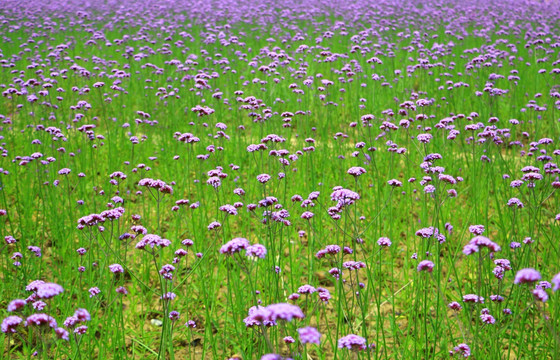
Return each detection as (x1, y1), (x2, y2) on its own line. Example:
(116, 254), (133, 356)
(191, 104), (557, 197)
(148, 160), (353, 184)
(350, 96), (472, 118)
(377, 237), (392, 247)
(7, 299), (27, 312)
(338, 334), (368, 351)
(417, 260), (434, 272)
(298, 326), (321, 344)
(2, 316), (23, 333)
(109, 264), (124, 273)
(246, 244), (267, 259)
(135, 234), (171, 250)
(514, 268), (541, 284)
(552, 273), (560, 292)
(220, 238), (250, 255)
(36, 283), (64, 299)
(88, 287), (101, 298)
(25, 314), (57, 328)
(347, 167), (366, 177)
(450, 343), (471, 357)
(55, 327), (69, 341)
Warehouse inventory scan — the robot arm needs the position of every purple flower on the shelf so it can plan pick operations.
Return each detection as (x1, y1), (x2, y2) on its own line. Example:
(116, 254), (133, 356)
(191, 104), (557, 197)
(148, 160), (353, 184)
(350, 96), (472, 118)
(450, 343), (471, 358)
(494, 259), (511, 270)
(463, 294), (484, 303)
(74, 325), (88, 335)
(220, 238), (250, 255)
(463, 236), (501, 254)
(207, 221), (222, 230)
(109, 264), (124, 273)
(536, 281), (551, 290)
(2, 316), (23, 333)
(116, 287), (128, 295)
(297, 285), (316, 294)
(533, 288), (549, 302)
(169, 311), (180, 321)
(160, 292), (177, 301)
(330, 188), (360, 204)
(159, 264), (176, 280)
(480, 313), (495, 324)
(462, 244), (478, 255)
(260, 355), (282, 360)
(88, 287), (101, 298)
(468, 225), (485, 235)
(507, 197), (524, 208)
(415, 227), (446, 244)
(64, 316), (79, 328)
(514, 268), (541, 284)
(338, 334), (368, 351)
(135, 234), (171, 250)
(329, 268), (342, 279)
(490, 295), (504, 302)
(185, 320), (196, 328)
(7, 299), (26, 312)
(377, 237), (392, 247)
(27, 246), (42, 257)
(243, 306), (274, 327)
(298, 326), (321, 345)
(283, 336), (295, 344)
(55, 327), (69, 341)
(26, 280), (45, 292)
(343, 261), (366, 271)
(257, 174), (271, 183)
(347, 167), (366, 177)
(448, 302), (462, 311)
(288, 293), (300, 301)
(32, 301), (47, 310)
(417, 133), (432, 143)
(4, 235), (17, 244)
(417, 260), (434, 272)
(25, 314), (57, 328)
(267, 303), (305, 322)
(552, 273), (560, 292)
(181, 239), (194, 247)
(36, 283), (64, 299)
(317, 288), (331, 303)
(219, 204), (237, 215)
(138, 178), (173, 194)
(424, 185), (436, 193)
(246, 244), (267, 259)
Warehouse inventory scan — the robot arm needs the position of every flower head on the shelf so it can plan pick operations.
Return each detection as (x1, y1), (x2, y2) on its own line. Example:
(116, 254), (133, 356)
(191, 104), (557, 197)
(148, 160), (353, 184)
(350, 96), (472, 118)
(220, 238), (250, 255)
(245, 244), (267, 259)
(514, 268), (541, 284)
(347, 167), (366, 177)
(338, 334), (368, 351)
(417, 260), (434, 272)
(2, 316), (23, 333)
(298, 326), (321, 344)
(25, 314), (57, 328)
(36, 283), (64, 299)
(135, 234), (171, 250)
(450, 343), (471, 358)
(552, 273), (560, 292)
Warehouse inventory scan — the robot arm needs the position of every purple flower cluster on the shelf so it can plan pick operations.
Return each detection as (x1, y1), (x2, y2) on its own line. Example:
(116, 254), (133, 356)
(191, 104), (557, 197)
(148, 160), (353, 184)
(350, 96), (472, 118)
(243, 303), (304, 327)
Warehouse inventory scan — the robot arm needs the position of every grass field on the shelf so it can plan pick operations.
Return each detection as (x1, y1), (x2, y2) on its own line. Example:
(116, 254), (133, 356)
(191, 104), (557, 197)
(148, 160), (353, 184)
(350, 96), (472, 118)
(1, 0), (560, 359)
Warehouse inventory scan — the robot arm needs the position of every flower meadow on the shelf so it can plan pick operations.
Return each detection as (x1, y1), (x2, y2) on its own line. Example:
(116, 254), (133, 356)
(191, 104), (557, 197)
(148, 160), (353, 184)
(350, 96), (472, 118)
(1, 0), (560, 358)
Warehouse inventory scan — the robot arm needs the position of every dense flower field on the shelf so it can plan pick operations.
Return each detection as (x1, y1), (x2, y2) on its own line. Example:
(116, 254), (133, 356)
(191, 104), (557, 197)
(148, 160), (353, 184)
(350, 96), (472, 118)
(1, 0), (560, 358)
